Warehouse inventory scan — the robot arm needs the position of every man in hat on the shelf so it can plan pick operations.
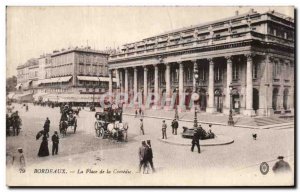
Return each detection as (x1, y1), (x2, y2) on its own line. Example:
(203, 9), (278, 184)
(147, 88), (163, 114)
(145, 140), (155, 173)
(272, 156), (291, 174)
(51, 131), (60, 155)
(140, 119), (144, 135)
(171, 119), (179, 135)
(44, 117), (50, 133)
(191, 127), (201, 153)
(138, 141), (147, 173)
(162, 120), (167, 139)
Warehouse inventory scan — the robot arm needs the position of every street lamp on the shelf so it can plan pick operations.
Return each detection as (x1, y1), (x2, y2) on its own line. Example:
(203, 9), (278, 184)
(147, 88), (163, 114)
(174, 88), (179, 120)
(193, 68), (199, 129)
(228, 83), (234, 126)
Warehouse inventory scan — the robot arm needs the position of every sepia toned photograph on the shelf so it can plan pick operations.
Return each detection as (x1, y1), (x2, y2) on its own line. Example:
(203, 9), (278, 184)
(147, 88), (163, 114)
(5, 6), (295, 187)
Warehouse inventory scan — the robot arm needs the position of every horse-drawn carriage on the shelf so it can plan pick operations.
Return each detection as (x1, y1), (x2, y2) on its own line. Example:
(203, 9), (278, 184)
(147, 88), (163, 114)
(94, 107), (127, 141)
(59, 106), (77, 137)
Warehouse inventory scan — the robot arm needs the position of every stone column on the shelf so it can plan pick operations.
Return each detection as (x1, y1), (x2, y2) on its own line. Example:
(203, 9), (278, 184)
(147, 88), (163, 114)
(244, 54), (254, 116)
(108, 69), (113, 101)
(119, 69), (123, 94)
(165, 63), (171, 109)
(124, 68), (128, 100)
(165, 63), (171, 98)
(206, 58), (215, 113)
(133, 67), (138, 98)
(154, 65), (159, 97)
(192, 60), (198, 92)
(178, 62), (185, 110)
(143, 66), (148, 105)
(115, 69), (120, 91)
(224, 56), (232, 114)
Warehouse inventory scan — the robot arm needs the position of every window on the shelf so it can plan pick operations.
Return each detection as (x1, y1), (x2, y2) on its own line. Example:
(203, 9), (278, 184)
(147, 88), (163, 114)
(252, 62), (258, 79)
(232, 63), (239, 80)
(214, 66), (222, 81)
(273, 60), (281, 78)
(284, 32), (287, 39)
(199, 66), (206, 81)
(187, 67), (193, 82)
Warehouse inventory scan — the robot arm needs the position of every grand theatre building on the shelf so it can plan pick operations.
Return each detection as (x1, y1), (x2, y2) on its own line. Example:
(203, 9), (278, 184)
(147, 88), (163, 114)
(108, 10), (294, 116)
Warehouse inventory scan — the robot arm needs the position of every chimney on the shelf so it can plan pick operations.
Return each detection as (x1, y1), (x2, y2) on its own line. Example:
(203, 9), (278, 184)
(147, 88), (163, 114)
(235, 10), (239, 16)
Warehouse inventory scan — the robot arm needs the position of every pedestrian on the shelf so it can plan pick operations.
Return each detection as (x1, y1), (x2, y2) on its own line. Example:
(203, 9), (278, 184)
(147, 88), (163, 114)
(38, 135), (50, 157)
(138, 141), (147, 173)
(139, 108), (142, 117)
(162, 120), (167, 139)
(140, 119), (145, 135)
(191, 127), (201, 153)
(51, 131), (59, 155)
(123, 122), (129, 142)
(135, 109), (138, 118)
(145, 140), (155, 173)
(272, 156), (291, 174)
(43, 117), (50, 134)
(171, 119), (179, 135)
(13, 148), (26, 172)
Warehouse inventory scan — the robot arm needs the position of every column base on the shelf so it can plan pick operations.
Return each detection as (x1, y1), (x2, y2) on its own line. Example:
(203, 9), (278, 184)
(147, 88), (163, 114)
(223, 108), (230, 115)
(177, 105), (186, 112)
(257, 108), (274, 116)
(243, 109), (256, 116)
(163, 106), (174, 111)
(152, 105), (162, 110)
(206, 107), (215, 113)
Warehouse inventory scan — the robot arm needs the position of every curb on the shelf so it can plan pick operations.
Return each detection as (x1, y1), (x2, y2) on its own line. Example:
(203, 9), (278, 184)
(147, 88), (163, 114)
(157, 137), (234, 147)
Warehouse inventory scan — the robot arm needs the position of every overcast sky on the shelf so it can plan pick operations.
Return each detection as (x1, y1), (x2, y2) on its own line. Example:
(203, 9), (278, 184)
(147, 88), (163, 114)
(6, 6), (294, 77)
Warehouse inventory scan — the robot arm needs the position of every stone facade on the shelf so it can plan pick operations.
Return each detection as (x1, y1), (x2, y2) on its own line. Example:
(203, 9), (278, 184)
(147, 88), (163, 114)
(108, 10), (294, 116)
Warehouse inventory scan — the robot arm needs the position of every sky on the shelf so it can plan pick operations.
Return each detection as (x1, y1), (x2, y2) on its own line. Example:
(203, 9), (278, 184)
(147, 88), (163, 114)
(6, 6), (294, 77)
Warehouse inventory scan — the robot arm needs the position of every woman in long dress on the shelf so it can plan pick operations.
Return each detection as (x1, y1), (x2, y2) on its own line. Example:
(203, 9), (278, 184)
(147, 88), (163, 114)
(38, 135), (49, 157)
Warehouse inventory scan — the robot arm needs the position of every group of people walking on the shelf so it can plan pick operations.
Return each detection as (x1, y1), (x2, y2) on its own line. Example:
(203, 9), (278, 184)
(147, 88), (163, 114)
(6, 111), (22, 136)
(138, 140), (155, 174)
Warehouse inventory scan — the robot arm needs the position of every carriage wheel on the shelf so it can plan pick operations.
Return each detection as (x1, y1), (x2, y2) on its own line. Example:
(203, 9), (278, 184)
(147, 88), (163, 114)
(95, 122), (100, 137)
(73, 119), (77, 133)
(99, 128), (105, 139)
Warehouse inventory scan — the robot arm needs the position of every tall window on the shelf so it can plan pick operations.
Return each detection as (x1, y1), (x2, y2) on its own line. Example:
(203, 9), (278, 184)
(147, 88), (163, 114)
(232, 63), (239, 80)
(273, 60), (281, 78)
(214, 66), (222, 81)
(187, 67), (193, 82)
(199, 66), (206, 81)
(252, 62), (258, 79)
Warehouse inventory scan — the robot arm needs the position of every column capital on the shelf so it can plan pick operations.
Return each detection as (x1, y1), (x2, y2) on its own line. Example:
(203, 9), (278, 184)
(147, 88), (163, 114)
(124, 68), (128, 72)
(225, 56), (232, 62)
(245, 53), (255, 61)
(190, 59), (197, 64)
(133, 67), (137, 71)
(178, 62), (183, 68)
(207, 58), (214, 65)
(143, 66), (148, 71)
(165, 62), (171, 66)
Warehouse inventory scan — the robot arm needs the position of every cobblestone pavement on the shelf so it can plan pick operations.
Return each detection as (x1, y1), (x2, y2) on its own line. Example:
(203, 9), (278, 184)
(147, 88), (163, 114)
(6, 103), (294, 186)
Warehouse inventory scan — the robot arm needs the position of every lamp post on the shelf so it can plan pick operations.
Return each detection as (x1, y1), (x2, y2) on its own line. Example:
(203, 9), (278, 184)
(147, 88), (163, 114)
(193, 70), (199, 129)
(174, 88), (179, 120)
(228, 83), (234, 126)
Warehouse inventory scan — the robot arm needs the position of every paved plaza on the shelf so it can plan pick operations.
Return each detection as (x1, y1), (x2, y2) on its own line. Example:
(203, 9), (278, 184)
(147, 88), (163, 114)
(6, 103), (294, 186)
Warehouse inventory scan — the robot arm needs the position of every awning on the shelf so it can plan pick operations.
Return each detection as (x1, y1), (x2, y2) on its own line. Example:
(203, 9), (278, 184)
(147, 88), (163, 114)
(7, 92), (16, 99)
(23, 80), (33, 89)
(77, 76), (100, 81)
(57, 76), (72, 83)
(48, 77), (60, 83)
(15, 83), (22, 89)
(98, 77), (117, 82)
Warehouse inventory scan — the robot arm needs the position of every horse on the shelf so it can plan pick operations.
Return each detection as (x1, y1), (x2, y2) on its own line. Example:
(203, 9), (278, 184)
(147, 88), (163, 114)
(59, 120), (68, 137)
